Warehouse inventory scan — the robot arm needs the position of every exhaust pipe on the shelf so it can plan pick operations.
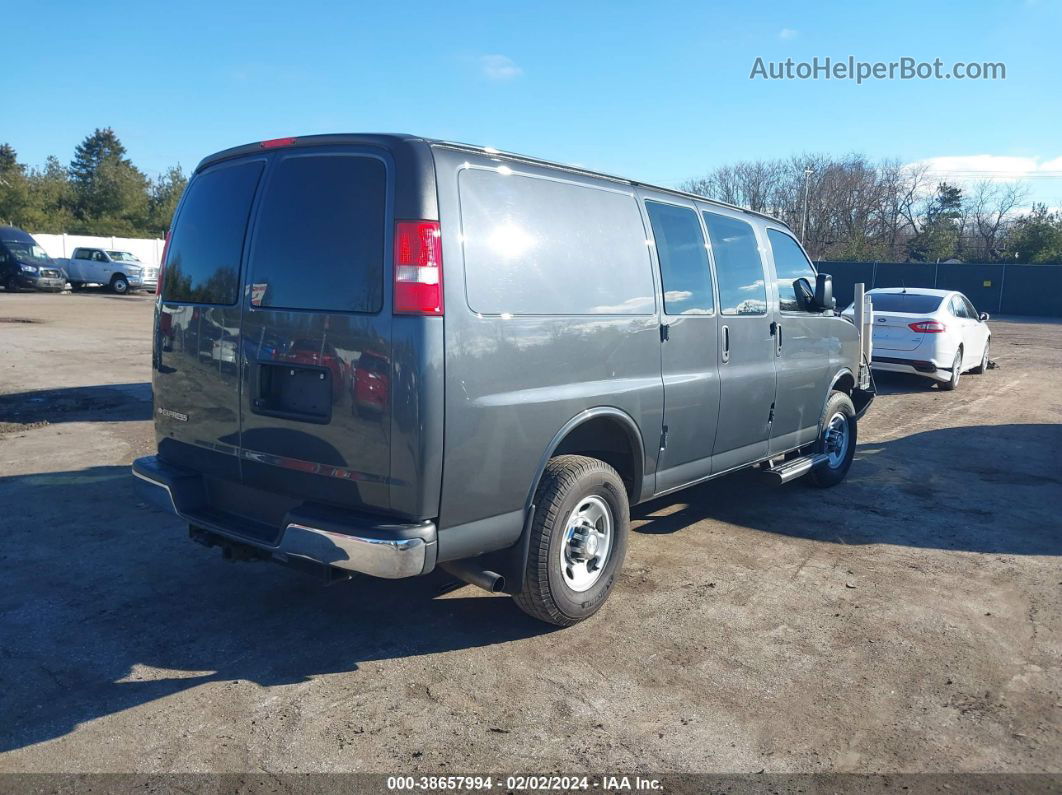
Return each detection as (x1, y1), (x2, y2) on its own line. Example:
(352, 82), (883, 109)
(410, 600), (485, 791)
(440, 560), (506, 594)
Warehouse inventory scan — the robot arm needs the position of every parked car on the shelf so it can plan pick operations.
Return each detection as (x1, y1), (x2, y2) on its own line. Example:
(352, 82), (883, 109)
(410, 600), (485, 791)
(276, 338), (348, 400)
(844, 287), (991, 390)
(108, 250), (158, 292)
(0, 226), (67, 292)
(133, 134), (875, 626)
(65, 247), (148, 294)
(351, 350), (390, 416)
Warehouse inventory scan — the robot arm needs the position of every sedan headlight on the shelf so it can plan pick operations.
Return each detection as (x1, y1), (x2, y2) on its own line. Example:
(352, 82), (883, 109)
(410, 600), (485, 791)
(20, 264), (39, 274)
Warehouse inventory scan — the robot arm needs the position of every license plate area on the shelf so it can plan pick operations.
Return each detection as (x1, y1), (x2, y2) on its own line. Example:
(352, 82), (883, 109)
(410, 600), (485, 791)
(252, 363), (332, 424)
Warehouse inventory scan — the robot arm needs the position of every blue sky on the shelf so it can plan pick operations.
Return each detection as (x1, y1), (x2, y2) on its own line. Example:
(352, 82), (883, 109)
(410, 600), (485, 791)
(5, 0), (1060, 203)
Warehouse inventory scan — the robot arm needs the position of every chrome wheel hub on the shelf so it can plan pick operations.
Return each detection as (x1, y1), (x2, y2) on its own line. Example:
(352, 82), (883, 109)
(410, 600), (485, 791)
(823, 412), (849, 469)
(560, 495), (613, 592)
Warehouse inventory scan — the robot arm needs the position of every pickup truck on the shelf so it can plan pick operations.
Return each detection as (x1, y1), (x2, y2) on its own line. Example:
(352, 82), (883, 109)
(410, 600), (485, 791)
(65, 248), (156, 294)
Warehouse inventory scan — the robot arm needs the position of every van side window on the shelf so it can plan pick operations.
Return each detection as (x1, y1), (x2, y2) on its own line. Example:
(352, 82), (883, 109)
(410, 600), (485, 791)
(766, 229), (817, 312)
(459, 168), (655, 315)
(645, 201), (714, 315)
(247, 154), (386, 313)
(162, 160), (264, 305)
(702, 212), (768, 316)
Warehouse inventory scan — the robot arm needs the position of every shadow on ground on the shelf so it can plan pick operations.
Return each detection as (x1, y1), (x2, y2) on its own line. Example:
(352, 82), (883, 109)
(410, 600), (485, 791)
(0, 383), (151, 425)
(634, 423), (1062, 556)
(0, 464), (554, 754)
(870, 371), (944, 395)
(0, 424), (1058, 753)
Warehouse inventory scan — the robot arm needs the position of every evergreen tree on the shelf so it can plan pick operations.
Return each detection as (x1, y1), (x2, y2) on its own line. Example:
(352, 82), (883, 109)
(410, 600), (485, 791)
(147, 165), (188, 236)
(69, 128), (149, 234)
(1009, 204), (1062, 264)
(908, 183), (963, 262)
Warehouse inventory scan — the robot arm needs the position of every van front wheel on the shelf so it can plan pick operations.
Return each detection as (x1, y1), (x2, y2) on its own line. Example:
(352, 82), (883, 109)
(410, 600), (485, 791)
(514, 455), (629, 627)
(808, 391), (857, 488)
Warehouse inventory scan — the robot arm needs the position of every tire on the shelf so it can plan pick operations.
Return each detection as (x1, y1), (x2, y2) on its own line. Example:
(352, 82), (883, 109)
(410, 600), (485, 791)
(514, 455), (629, 627)
(972, 339), (990, 374)
(808, 391), (857, 488)
(939, 347), (962, 391)
(110, 274), (130, 295)
(70, 281), (84, 292)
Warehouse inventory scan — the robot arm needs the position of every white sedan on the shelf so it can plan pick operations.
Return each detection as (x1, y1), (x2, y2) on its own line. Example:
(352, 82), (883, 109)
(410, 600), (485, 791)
(844, 287), (991, 390)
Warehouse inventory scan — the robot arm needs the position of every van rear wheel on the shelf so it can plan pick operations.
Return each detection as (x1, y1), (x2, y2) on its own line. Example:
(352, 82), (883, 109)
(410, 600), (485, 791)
(514, 455), (629, 627)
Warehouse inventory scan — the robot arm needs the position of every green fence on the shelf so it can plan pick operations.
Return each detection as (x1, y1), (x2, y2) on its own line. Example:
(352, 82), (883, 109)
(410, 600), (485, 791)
(815, 261), (1062, 317)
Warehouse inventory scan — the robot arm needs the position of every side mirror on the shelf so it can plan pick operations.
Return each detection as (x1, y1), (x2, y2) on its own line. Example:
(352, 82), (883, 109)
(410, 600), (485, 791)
(979, 312), (990, 321)
(814, 272), (836, 311)
(793, 277), (815, 310)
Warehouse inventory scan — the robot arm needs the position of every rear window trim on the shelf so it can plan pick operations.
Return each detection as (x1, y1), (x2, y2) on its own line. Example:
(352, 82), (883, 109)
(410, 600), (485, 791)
(243, 148), (392, 316)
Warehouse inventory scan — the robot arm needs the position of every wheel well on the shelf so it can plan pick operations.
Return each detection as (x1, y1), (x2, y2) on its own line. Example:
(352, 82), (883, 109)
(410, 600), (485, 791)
(551, 416), (640, 501)
(832, 372), (855, 395)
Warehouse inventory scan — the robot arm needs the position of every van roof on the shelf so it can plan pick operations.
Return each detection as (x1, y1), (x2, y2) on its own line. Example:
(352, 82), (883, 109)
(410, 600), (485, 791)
(195, 133), (790, 229)
(0, 225), (35, 242)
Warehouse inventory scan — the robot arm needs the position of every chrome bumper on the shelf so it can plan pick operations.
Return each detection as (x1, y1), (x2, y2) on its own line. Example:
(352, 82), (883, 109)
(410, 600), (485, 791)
(131, 455), (436, 579)
(279, 523), (432, 578)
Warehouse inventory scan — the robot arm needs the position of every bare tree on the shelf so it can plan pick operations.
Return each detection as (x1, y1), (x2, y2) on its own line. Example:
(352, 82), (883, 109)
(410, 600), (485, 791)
(965, 180), (1029, 261)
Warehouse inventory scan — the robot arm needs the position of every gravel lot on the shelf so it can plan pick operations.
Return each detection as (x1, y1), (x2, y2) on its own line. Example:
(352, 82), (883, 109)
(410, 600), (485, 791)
(0, 291), (1059, 775)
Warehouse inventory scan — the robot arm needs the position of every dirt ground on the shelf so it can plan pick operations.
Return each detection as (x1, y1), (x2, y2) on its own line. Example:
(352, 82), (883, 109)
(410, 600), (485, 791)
(0, 291), (1059, 776)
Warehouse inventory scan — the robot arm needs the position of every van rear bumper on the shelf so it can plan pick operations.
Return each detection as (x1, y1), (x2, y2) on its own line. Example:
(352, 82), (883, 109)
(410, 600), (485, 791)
(131, 455), (437, 579)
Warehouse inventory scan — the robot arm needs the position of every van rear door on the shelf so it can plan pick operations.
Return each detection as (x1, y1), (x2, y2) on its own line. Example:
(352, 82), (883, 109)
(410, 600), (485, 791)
(236, 148), (394, 516)
(155, 158), (265, 481)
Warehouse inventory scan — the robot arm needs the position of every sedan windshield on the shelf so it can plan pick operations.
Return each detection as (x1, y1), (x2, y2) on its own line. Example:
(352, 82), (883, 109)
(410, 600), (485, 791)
(867, 292), (944, 313)
(3, 241), (52, 263)
(107, 251), (141, 263)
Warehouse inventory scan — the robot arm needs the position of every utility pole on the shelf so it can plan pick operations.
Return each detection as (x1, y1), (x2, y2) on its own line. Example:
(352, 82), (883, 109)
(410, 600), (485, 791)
(801, 167), (814, 244)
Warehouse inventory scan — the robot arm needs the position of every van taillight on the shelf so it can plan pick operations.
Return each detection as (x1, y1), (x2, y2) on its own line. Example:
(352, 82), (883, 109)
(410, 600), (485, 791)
(394, 221), (443, 315)
(908, 320), (946, 333)
(157, 230), (171, 297)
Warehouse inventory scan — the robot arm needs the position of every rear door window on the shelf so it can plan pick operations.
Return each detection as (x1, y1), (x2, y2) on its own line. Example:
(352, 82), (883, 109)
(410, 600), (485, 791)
(459, 167), (655, 315)
(646, 201), (714, 315)
(247, 153), (386, 313)
(162, 160), (264, 304)
(703, 212), (768, 316)
(767, 229), (817, 311)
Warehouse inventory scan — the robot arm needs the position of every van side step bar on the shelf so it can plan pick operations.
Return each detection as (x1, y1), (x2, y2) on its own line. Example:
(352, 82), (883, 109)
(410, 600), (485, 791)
(761, 453), (829, 485)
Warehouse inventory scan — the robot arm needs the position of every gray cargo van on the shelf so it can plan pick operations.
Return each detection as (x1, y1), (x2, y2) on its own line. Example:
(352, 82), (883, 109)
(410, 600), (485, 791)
(133, 134), (874, 626)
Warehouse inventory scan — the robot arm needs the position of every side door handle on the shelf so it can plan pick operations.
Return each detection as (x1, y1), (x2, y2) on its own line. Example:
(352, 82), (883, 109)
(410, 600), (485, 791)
(721, 324), (730, 364)
(771, 321), (783, 355)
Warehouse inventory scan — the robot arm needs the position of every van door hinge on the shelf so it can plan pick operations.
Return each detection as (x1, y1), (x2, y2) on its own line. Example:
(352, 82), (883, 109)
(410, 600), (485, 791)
(659, 425), (669, 450)
(659, 322), (670, 342)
